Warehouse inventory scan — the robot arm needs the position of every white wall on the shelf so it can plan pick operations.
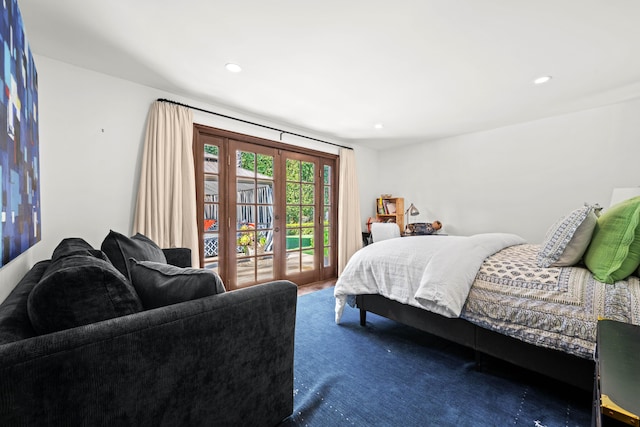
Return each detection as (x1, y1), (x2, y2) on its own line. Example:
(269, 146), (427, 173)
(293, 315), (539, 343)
(374, 98), (640, 242)
(0, 56), (366, 302)
(4, 54), (638, 302)
(351, 145), (380, 228)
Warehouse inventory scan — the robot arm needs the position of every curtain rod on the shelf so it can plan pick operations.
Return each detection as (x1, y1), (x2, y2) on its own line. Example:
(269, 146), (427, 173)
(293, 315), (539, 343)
(156, 98), (353, 150)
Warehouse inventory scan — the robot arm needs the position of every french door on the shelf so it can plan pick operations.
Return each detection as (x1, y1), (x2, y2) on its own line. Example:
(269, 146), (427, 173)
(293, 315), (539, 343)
(194, 124), (338, 290)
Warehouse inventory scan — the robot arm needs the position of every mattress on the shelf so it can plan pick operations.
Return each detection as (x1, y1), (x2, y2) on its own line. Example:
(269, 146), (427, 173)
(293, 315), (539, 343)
(461, 244), (640, 359)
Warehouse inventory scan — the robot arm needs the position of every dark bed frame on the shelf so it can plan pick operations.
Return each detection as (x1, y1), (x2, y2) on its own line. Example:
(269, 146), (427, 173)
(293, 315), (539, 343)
(356, 294), (595, 392)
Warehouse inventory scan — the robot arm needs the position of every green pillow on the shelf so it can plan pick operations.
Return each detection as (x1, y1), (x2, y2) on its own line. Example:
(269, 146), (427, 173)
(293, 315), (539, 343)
(584, 196), (640, 283)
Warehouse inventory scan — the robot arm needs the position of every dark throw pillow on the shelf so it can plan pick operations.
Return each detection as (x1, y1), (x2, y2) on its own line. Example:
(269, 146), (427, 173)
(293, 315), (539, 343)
(101, 230), (167, 280)
(128, 259), (225, 309)
(51, 237), (107, 263)
(27, 255), (143, 335)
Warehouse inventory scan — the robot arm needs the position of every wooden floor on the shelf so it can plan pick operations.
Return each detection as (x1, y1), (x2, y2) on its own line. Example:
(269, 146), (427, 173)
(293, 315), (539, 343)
(297, 278), (336, 296)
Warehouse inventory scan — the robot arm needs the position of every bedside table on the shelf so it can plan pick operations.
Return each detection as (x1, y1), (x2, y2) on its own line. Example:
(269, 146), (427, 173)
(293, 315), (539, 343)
(595, 320), (640, 427)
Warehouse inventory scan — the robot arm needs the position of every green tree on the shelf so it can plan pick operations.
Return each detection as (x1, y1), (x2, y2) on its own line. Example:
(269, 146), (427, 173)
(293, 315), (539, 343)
(204, 144), (218, 155)
(239, 152), (273, 177)
(285, 160), (315, 227)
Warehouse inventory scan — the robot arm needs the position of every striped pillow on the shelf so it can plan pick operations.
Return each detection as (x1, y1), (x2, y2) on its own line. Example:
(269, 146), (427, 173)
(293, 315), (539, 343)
(537, 205), (597, 268)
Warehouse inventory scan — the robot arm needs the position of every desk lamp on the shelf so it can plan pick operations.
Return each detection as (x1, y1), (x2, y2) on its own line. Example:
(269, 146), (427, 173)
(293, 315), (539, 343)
(404, 203), (420, 234)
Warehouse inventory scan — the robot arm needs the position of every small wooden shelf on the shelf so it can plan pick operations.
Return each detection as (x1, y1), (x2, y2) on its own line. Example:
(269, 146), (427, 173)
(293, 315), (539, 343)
(375, 197), (404, 233)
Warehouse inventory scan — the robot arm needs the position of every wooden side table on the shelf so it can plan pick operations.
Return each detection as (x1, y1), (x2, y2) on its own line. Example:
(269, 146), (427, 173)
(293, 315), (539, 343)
(595, 320), (640, 426)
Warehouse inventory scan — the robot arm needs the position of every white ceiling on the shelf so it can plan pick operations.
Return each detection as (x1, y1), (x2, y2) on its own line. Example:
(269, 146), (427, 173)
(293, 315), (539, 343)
(18, 1), (640, 150)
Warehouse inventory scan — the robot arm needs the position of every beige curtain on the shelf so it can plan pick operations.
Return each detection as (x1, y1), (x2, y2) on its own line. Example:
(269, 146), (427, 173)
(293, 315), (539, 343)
(337, 148), (362, 274)
(133, 101), (199, 267)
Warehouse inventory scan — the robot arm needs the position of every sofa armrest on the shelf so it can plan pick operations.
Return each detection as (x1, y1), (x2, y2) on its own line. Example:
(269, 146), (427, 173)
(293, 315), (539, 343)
(162, 247), (191, 267)
(0, 280), (297, 427)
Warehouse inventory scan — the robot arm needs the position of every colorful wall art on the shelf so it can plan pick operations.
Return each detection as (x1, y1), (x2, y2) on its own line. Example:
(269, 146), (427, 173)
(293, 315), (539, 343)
(0, 0), (40, 267)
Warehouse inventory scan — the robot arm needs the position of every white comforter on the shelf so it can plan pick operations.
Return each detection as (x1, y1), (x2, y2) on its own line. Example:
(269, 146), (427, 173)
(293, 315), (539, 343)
(334, 233), (526, 323)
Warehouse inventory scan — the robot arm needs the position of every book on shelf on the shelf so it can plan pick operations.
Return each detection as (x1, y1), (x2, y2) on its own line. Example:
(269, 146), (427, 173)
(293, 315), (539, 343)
(386, 202), (396, 214)
(377, 197), (398, 215)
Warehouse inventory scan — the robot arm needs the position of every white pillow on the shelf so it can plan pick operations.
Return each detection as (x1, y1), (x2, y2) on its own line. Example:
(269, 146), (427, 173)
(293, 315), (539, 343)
(537, 205), (597, 268)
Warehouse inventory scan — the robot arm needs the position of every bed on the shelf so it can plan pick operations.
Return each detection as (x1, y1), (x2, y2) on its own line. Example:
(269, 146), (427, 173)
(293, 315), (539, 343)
(334, 202), (640, 391)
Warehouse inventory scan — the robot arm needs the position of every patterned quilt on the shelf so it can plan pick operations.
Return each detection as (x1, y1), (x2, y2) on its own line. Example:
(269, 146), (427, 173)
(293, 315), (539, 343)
(461, 244), (640, 359)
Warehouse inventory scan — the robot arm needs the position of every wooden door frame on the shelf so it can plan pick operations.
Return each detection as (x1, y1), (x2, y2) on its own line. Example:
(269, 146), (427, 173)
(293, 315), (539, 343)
(193, 124), (339, 288)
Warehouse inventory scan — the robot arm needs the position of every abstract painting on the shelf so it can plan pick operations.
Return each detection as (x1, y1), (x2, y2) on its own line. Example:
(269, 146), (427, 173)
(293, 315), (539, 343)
(0, 0), (40, 267)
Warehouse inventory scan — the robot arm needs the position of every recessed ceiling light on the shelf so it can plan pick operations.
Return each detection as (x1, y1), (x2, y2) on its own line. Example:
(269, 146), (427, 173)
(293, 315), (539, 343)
(225, 63), (242, 73)
(374, 123), (384, 130)
(533, 75), (552, 85)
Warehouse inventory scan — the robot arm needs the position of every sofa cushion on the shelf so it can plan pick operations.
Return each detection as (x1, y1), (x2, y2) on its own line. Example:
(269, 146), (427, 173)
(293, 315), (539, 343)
(128, 259), (225, 309)
(162, 247), (193, 268)
(0, 261), (50, 344)
(51, 237), (107, 263)
(27, 255), (143, 335)
(101, 230), (167, 280)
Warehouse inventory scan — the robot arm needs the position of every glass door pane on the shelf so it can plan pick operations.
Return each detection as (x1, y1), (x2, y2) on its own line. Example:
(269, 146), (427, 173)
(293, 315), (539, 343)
(323, 164), (332, 268)
(285, 158), (316, 275)
(203, 143), (220, 274)
(235, 149), (275, 287)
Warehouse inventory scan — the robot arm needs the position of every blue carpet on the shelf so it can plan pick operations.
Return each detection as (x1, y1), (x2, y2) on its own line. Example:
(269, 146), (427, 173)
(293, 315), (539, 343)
(281, 287), (592, 427)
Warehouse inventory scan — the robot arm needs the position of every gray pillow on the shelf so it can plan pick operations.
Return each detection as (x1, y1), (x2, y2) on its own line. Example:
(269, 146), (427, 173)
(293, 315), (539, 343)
(101, 230), (167, 280)
(27, 255), (143, 335)
(128, 259), (225, 309)
(51, 237), (106, 263)
(537, 205), (597, 268)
